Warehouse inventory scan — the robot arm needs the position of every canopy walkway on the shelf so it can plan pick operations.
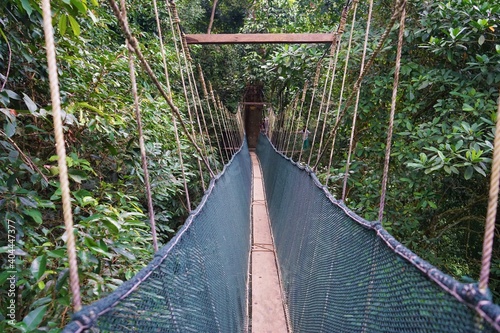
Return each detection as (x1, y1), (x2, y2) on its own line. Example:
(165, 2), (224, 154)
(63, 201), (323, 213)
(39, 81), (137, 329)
(63, 135), (500, 332)
(34, 0), (500, 331)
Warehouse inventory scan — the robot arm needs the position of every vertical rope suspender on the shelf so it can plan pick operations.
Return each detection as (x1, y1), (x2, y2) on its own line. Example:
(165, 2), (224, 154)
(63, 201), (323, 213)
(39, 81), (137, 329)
(120, 0), (159, 252)
(479, 88), (500, 293)
(41, 0), (82, 311)
(342, 0), (374, 201)
(378, 1), (406, 222)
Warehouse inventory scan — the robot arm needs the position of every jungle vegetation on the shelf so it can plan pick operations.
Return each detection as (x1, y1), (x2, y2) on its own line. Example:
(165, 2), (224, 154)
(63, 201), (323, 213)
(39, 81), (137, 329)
(0, 0), (499, 331)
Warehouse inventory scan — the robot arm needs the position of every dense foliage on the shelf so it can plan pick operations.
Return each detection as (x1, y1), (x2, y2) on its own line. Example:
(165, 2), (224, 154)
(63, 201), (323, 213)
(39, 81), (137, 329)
(0, 0), (218, 331)
(243, 0), (500, 300)
(0, 0), (499, 331)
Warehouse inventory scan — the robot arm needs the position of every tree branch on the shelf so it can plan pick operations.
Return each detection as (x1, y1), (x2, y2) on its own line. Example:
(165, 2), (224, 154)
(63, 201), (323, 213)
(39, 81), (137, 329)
(207, 0), (218, 34)
(0, 129), (49, 184)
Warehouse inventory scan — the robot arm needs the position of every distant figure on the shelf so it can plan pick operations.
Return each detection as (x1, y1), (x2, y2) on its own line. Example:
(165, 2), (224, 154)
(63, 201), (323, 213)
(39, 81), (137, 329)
(301, 127), (311, 149)
(264, 117), (269, 135)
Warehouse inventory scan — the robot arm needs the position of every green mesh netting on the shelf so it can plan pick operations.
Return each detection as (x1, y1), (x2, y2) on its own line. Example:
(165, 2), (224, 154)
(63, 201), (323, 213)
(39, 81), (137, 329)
(256, 134), (500, 333)
(63, 141), (252, 333)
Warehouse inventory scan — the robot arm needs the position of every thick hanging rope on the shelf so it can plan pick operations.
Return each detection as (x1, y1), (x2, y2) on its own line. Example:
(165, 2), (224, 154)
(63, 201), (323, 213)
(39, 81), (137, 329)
(120, 0), (158, 252)
(324, 2), (358, 183)
(299, 62), (322, 162)
(342, 0), (374, 201)
(479, 88), (500, 293)
(314, 0), (406, 166)
(166, 3), (207, 190)
(209, 83), (230, 162)
(315, 39), (342, 168)
(152, 0), (171, 95)
(180, 36), (213, 168)
(181, 38), (216, 172)
(107, 0), (215, 178)
(292, 81), (309, 156)
(41, 0), (81, 312)
(153, 0), (192, 211)
(308, 42), (338, 166)
(198, 65), (225, 166)
(378, 1), (406, 222)
(286, 95), (300, 154)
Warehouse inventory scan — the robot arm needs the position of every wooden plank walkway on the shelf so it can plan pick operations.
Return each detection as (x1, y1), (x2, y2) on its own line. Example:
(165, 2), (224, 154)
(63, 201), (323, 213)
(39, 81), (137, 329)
(250, 152), (288, 333)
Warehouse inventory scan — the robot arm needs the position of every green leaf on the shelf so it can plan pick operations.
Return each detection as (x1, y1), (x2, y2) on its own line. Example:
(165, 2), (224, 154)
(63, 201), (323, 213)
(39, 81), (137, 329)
(84, 237), (113, 258)
(31, 255), (47, 280)
(22, 305), (47, 331)
(20, 0), (34, 17)
(68, 15), (81, 36)
(462, 103), (474, 112)
(496, 45), (500, 54)
(464, 166), (474, 180)
(59, 14), (68, 36)
(24, 209), (43, 224)
(477, 19), (488, 28)
(102, 217), (120, 234)
(70, 0), (87, 14)
(4, 119), (16, 138)
(68, 169), (87, 183)
(478, 35), (485, 46)
(22, 93), (38, 113)
(56, 269), (69, 292)
(47, 249), (66, 258)
(473, 165), (486, 177)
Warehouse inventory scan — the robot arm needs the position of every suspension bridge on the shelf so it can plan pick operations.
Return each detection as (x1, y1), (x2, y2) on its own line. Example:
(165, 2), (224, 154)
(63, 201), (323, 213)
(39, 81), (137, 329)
(36, 0), (500, 331)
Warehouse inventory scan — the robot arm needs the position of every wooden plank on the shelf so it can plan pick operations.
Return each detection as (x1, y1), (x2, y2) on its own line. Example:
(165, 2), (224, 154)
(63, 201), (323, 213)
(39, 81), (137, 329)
(185, 33), (335, 44)
(250, 153), (289, 333)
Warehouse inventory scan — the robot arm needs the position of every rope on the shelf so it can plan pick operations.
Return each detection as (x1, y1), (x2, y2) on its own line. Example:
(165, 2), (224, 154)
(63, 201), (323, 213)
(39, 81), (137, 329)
(167, 4), (207, 190)
(342, 0), (374, 201)
(152, 0), (171, 95)
(209, 83), (230, 162)
(217, 95), (235, 155)
(324, 1), (358, 183)
(308, 42), (338, 166)
(479, 87), (500, 293)
(292, 81), (309, 158)
(156, 0), (192, 211)
(181, 36), (213, 171)
(107, 0), (215, 178)
(286, 95), (300, 155)
(283, 99), (296, 153)
(198, 65), (225, 166)
(378, 1), (406, 222)
(224, 103), (239, 152)
(315, 39), (341, 168)
(120, 0), (158, 252)
(190, 66), (216, 171)
(41, 0), (82, 311)
(299, 62), (322, 162)
(314, 0), (406, 166)
(315, 1), (352, 169)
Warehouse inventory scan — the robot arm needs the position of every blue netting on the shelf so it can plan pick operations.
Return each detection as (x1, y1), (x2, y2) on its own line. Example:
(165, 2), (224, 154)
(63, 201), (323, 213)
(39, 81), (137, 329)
(256, 133), (500, 333)
(63, 141), (252, 333)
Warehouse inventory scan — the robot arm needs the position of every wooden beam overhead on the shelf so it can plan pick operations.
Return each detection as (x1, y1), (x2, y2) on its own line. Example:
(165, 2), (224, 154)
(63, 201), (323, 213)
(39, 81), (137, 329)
(185, 33), (336, 45)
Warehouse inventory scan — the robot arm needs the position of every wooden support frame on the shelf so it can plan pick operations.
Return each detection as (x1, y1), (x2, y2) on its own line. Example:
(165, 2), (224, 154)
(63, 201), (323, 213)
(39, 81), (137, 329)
(185, 33), (336, 44)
